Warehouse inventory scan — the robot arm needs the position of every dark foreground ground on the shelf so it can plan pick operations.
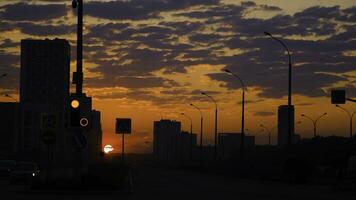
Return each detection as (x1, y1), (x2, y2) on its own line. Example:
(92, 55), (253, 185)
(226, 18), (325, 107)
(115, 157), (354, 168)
(1, 155), (355, 200)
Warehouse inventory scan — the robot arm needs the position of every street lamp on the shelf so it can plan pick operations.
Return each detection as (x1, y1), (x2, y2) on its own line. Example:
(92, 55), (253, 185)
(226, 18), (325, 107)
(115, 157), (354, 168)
(223, 69), (245, 157)
(190, 103), (203, 162)
(260, 124), (276, 145)
(181, 112), (193, 159)
(264, 31), (293, 145)
(336, 105), (355, 138)
(201, 92), (218, 160)
(301, 113), (327, 138)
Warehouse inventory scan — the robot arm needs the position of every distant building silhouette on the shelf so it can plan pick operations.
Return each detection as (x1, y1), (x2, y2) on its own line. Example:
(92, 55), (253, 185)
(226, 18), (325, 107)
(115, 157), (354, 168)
(179, 131), (197, 160)
(19, 39), (70, 165)
(87, 109), (103, 164)
(153, 119), (181, 161)
(278, 105), (295, 145)
(218, 133), (255, 159)
(0, 102), (20, 156)
(153, 119), (197, 161)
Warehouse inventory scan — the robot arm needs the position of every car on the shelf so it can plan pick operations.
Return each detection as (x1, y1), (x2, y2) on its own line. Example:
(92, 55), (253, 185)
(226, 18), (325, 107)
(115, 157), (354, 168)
(0, 160), (16, 177)
(9, 162), (40, 184)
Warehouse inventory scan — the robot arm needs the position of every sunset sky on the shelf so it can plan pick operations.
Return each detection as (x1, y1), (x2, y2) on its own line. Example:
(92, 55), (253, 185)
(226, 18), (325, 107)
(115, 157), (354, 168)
(0, 0), (355, 153)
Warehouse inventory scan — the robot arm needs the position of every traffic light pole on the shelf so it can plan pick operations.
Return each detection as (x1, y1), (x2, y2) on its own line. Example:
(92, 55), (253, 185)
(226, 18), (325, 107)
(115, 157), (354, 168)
(72, 0), (86, 182)
(75, 0), (83, 96)
(122, 133), (125, 162)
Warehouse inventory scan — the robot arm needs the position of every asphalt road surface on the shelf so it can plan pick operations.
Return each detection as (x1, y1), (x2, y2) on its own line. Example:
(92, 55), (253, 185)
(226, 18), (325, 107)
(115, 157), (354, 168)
(0, 165), (354, 200)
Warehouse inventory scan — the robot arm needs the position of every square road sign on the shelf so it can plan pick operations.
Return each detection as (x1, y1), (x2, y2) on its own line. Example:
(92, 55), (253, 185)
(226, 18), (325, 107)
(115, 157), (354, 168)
(331, 90), (345, 104)
(116, 118), (131, 134)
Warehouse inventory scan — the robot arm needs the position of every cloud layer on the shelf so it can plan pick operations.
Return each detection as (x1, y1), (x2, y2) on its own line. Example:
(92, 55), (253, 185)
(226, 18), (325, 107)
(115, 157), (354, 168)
(0, 0), (355, 103)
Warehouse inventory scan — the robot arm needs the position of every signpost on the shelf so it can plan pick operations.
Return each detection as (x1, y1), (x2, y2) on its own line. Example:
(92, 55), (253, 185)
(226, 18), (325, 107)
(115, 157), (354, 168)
(40, 113), (57, 182)
(116, 118), (131, 162)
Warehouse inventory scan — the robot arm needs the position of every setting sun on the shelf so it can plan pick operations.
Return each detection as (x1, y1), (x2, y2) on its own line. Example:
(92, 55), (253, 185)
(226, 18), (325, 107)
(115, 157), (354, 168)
(103, 145), (114, 154)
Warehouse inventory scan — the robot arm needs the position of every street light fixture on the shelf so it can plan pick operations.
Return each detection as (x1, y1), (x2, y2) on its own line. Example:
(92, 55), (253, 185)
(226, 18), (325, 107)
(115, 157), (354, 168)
(4, 94), (16, 102)
(223, 69), (245, 157)
(335, 105), (355, 138)
(190, 103), (203, 162)
(264, 31), (293, 146)
(181, 112), (193, 159)
(301, 113), (327, 138)
(260, 124), (276, 145)
(201, 92), (218, 160)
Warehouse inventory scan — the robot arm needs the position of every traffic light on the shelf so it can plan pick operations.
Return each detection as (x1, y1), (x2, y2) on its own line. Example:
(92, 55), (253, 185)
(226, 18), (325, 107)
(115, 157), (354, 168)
(70, 98), (80, 127)
(69, 95), (92, 130)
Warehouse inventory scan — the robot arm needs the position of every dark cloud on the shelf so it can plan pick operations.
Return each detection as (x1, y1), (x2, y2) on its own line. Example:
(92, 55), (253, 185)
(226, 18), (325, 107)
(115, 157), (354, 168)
(294, 6), (341, 19)
(0, 39), (19, 48)
(241, 1), (256, 8)
(86, 75), (179, 89)
(0, 3), (66, 21)
(176, 4), (244, 19)
(339, 6), (356, 22)
(16, 22), (76, 36)
(207, 71), (347, 98)
(254, 111), (275, 117)
(160, 89), (189, 95)
(0, 51), (20, 92)
(259, 5), (282, 11)
(93, 90), (186, 106)
(85, 0), (219, 20)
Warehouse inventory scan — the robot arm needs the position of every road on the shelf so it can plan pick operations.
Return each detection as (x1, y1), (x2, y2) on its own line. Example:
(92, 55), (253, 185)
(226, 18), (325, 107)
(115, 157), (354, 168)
(0, 164), (354, 200)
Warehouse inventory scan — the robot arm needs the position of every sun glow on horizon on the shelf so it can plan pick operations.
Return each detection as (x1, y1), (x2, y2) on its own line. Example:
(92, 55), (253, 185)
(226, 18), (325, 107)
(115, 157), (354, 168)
(103, 144), (114, 154)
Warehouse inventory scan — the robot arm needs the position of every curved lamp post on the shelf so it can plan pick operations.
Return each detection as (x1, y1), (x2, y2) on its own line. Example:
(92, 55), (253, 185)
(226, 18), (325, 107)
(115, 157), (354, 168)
(190, 103), (203, 162)
(336, 105), (355, 138)
(201, 92), (218, 160)
(264, 31), (293, 145)
(301, 113), (327, 138)
(260, 124), (276, 145)
(223, 69), (245, 157)
(181, 112), (193, 159)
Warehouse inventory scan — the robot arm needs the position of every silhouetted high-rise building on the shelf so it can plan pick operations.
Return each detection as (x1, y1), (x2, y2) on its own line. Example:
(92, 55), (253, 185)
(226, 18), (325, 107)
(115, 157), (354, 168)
(278, 105), (295, 145)
(19, 39), (70, 163)
(153, 119), (181, 161)
(0, 102), (20, 156)
(20, 39), (70, 107)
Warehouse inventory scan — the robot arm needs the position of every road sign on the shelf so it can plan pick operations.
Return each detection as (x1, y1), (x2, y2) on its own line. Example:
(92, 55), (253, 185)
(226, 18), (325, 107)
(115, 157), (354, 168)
(42, 130), (56, 145)
(41, 113), (57, 130)
(331, 90), (346, 104)
(116, 118), (131, 134)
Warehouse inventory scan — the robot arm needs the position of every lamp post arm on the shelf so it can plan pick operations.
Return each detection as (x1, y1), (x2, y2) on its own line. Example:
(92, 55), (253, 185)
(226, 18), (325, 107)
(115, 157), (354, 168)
(270, 35), (291, 59)
(202, 93), (217, 109)
(315, 113), (327, 124)
(302, 114), (315, 125)
(190, 104), (202, 118)
(336, 105), (352, 119)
